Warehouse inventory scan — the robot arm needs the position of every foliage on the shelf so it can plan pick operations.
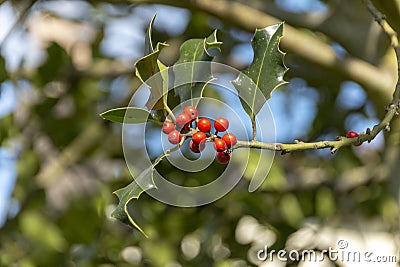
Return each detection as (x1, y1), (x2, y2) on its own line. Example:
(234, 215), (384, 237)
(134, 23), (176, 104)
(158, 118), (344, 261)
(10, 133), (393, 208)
(0, 1), (399, 267)
(100, 16), (287, 235)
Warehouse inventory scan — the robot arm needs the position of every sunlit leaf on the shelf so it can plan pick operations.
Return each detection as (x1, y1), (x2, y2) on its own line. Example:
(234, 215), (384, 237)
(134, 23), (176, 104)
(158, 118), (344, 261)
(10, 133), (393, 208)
(232, 22), (287, 117)
(100, 107), (161, 124)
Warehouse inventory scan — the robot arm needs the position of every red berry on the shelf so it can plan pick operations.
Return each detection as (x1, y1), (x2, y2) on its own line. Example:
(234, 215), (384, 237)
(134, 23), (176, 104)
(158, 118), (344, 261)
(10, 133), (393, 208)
(216, 152), (230, 164)
(176, 113), (191, 128)
(183, 106), (198, 120)
(192, 132), (207, 144)
(162, 121), (175, 134)
(197, 118), (211, 132)
(190, 140), (205, 153)
(168, 130), (181, 144)
(222, 133), (237, 148)
(213, 138), (227, 152)
(214, 117), (229, 132)
(346, 130), (362, 146)
(346, 131), (359, 138)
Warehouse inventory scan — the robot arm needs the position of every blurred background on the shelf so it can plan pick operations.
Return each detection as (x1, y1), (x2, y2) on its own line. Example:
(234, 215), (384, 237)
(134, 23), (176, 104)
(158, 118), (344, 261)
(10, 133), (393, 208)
(0, 0), (399, 266)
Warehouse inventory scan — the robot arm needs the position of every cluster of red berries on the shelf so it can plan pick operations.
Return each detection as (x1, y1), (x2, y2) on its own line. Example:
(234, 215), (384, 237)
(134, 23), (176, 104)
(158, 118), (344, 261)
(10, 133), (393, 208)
(161, 106), (237, 163)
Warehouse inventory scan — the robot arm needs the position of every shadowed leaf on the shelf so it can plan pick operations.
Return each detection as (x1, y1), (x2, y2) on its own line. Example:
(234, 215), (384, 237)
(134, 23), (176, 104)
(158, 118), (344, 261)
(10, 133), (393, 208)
(174, 30), (222, 104)
(111, 166), (157, 237)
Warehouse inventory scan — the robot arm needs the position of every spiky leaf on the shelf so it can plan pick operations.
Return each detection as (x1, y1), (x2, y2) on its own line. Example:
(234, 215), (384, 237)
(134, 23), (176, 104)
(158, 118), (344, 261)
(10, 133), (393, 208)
(135, 14), (169, 110)
(111, 166), (157, 237)
(232, 22), (287, 116)
(144, 14), (156, 54)
(174, 30), (221, 104)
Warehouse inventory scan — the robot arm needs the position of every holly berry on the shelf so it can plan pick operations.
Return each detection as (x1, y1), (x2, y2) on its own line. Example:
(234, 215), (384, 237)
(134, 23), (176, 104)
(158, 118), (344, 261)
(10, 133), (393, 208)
(176, 113), (191, 128)
(222, 133), (237, 148)
(216, 151), (230, 164)
(190, 140), (205, 153)
(197, 118), (211, 132)
(346, 131), (359, 138)
(183, 106), (198, 120)
(192, 131), (207, 145)
(214, 117), (229, 132)
(162, 121), (175, 134)
(168, 130), (182, 144)
(213, 138), (227, 152)
(346, 130), (362, 146)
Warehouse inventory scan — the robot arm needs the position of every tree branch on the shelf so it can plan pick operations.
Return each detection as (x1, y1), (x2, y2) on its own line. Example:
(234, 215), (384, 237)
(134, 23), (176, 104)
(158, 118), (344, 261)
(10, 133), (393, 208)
(363, 0), (400, 101)
(103, 0), (399, 155)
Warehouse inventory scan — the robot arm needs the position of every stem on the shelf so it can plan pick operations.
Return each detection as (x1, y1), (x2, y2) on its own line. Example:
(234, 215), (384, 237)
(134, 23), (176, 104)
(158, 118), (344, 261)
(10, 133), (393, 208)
(362, 0), (400, 102)
(251, 113), (257, 141)
(163, 93), (176, 122)
(153, 136), (186, 166)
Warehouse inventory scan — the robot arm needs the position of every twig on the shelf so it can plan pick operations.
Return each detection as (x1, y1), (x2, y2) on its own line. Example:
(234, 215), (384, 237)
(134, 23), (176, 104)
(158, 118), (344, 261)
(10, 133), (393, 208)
(232, 0), (400, 155)
(251, 113), (257, 141)
(363, 0), (400, 101)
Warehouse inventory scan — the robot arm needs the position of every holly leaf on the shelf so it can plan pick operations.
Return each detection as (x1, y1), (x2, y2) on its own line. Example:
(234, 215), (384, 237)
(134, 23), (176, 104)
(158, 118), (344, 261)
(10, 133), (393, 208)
(135, 14), (169, 110)
(144, 14), (156, 55)
(111, 166), (157, 237)
(100, 107), (161, 124)
(174, 30), (222, 104)
(232, 22), (287, 117)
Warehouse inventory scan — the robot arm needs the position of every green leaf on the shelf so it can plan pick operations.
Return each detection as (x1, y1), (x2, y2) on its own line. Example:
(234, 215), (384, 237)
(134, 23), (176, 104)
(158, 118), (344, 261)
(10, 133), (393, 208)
(135, 14), (168, 110)
(232, 22), (287, 116)
(144, 14), (156, 55)
(135, 44), (167, 85)
(174, 30), (222, 104)
(100, 107), (161, 124)
(111, 165), (157, 237)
